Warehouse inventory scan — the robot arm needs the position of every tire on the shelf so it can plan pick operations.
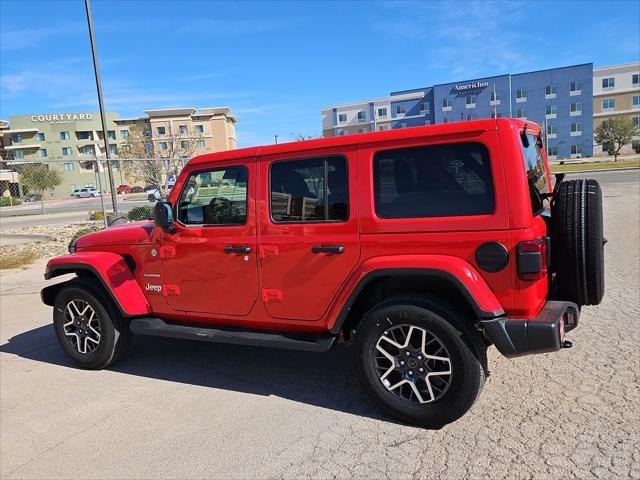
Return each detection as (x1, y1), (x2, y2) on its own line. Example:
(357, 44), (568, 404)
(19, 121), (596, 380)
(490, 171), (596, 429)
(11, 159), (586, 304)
(551, 179), (604, 305)
(53, 278), (131, 369)
(107, 213), (128, 226)
(354, 296), (487, 428)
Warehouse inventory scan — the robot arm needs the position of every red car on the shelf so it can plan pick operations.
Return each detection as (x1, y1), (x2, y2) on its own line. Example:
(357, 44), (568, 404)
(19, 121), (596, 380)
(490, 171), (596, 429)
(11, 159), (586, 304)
(41, 119), (604, 427)
(116, 184), (132, 194)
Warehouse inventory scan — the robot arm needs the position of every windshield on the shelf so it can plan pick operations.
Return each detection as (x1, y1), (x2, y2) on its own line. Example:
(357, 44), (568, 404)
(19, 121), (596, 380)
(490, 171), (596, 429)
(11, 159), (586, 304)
(521, 133), (549, 215)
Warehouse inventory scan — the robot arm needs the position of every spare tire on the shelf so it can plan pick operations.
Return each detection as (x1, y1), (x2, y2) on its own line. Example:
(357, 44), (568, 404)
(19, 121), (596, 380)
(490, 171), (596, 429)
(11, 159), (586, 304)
(107, 213), (128, 227)
(551, 179), (604, 306)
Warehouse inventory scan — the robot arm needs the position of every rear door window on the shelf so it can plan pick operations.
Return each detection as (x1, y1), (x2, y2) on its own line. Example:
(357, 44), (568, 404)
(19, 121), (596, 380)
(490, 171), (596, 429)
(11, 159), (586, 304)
(373, 142), (494, 218)
(521, 134), (549, 214)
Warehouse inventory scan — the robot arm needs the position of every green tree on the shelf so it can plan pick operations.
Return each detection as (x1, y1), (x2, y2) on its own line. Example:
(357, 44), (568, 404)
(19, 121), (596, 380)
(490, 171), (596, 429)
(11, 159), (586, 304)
(19, 164), (62, 213)
(594, 117), (639, 161)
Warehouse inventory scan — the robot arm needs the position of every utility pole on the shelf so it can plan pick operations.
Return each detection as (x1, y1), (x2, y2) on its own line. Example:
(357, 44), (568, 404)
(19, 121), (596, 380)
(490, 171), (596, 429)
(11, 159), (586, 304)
(492, 83), (498, 119)
(274, 135), (279, 144)
(84, 0), (118, 213)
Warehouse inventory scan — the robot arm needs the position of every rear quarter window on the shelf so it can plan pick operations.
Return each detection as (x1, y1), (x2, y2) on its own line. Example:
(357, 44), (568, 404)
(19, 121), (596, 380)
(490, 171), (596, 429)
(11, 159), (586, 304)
(521, 134), (549, 215)
(373, 142), (494, 219)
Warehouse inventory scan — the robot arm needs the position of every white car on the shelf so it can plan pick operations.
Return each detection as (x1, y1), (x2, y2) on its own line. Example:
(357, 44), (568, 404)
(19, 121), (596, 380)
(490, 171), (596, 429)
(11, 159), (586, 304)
(74, 188), (101, 198)
(146, 185), (174, 202)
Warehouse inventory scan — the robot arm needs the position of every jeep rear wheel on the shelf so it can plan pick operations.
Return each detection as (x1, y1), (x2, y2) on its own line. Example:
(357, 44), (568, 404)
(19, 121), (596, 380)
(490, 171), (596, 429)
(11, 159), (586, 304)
(354, 296), (486, 428)
(53, 279), (130, 369)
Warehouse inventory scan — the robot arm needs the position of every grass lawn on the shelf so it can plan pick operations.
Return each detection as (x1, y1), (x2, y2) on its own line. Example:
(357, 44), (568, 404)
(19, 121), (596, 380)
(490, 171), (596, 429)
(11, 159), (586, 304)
(0, 251), (38, 270)
(550, 159), (640, 173)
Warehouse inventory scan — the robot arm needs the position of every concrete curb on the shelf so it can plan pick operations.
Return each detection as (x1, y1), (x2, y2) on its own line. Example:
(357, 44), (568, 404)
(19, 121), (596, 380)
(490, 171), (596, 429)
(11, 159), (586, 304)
(558, 167), (640, 175)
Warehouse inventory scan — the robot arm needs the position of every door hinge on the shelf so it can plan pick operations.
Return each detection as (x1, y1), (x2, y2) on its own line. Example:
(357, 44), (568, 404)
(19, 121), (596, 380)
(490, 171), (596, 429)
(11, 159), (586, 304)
(159, 246), (176, 258)
(163, 284), (181, 297)
(261, 288), (283, 303)
(259, 245), (280, 259)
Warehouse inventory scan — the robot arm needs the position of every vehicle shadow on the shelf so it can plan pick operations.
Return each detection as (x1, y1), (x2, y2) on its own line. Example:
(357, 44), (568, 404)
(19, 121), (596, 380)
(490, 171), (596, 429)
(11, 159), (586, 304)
(0, 324), (392, 423)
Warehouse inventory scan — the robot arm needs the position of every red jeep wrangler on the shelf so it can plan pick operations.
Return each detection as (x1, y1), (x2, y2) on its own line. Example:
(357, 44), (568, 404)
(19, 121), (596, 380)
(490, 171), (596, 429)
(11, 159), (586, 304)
(41, 119), (604, 428)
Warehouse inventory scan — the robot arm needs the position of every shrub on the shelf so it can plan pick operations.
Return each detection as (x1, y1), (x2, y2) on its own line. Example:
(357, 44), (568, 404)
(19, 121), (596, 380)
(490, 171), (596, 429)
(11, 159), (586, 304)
(0, 197), (22, 207)
(88, 210), (112, 221)
(71, 226), (100, 243)
(127, 205), (154, 221)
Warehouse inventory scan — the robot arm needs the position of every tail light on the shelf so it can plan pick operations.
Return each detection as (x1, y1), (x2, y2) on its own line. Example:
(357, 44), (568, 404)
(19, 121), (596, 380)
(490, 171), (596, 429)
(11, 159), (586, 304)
(517, 237), (549, 281)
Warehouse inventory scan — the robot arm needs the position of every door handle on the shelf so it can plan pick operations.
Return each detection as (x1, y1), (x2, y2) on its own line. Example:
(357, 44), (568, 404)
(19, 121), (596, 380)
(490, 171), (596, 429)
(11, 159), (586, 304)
(311, 244), (345, 255)
(224, 245), (252, 254)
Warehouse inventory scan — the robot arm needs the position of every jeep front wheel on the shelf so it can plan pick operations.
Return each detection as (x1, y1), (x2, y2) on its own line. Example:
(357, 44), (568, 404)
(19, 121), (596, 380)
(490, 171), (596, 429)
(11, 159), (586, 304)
(53, 279), (130, 369)
(354, 297), (487, 428)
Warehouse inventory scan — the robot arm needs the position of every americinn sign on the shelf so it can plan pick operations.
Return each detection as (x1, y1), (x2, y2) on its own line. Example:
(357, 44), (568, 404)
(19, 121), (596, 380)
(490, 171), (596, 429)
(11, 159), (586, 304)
(450, 81), (490, 96)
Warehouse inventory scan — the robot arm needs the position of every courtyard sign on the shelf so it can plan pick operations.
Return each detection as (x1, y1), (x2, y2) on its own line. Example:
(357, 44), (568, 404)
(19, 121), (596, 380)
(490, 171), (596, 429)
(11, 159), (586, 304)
(30, 113), (93, 122)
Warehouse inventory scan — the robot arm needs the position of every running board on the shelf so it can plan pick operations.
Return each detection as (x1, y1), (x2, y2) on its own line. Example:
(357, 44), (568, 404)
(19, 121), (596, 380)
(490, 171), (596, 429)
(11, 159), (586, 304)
(129, 317), (336, 353)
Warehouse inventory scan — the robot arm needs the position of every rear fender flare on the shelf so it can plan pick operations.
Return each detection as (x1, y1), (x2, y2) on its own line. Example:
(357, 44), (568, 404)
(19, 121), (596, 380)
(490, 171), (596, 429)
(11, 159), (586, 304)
(42, 252), (151, 317)
(328, 255), (504, 334)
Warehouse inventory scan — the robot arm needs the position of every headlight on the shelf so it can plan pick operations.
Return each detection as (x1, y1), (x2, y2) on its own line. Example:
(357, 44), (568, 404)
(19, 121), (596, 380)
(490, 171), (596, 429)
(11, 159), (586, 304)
(68, 238), (77, 253)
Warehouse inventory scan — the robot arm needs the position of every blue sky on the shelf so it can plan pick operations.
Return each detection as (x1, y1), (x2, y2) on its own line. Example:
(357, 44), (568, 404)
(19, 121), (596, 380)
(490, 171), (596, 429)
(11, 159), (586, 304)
(1, 0), (639, 147)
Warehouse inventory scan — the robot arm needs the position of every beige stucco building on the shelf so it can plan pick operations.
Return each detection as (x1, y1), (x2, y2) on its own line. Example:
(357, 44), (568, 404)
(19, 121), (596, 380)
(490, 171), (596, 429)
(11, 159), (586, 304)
(593, 62), (640, 155)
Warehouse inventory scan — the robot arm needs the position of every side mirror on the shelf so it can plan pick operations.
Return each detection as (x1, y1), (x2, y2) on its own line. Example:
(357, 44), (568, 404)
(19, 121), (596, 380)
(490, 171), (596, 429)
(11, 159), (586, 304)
(153, 201), (176, 233)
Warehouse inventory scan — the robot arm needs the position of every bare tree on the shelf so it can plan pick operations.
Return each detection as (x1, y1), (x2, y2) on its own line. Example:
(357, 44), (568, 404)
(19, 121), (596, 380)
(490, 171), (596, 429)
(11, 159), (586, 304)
(291, 132), (323, 141)
(118, 124), (203, 189)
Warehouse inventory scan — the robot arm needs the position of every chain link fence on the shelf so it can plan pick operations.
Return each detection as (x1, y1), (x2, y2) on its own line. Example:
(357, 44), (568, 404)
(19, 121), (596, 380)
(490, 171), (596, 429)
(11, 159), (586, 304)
(0, 157), (187, 227)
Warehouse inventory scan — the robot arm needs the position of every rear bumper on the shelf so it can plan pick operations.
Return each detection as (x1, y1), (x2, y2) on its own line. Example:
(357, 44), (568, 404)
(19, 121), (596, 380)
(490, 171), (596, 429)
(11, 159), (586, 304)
(481, 300), (579, 358)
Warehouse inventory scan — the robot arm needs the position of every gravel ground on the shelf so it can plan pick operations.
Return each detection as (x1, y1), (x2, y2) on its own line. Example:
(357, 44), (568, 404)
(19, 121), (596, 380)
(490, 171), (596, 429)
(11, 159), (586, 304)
(0, 177), (638, 479)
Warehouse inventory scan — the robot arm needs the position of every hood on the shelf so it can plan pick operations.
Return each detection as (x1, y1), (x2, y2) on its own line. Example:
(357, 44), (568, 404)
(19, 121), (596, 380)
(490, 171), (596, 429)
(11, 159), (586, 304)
(75, 221), (155, 249)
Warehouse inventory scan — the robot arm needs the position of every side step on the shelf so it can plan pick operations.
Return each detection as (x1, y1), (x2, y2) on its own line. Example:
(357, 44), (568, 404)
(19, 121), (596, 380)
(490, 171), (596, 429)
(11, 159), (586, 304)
(129, 317), (336, 353)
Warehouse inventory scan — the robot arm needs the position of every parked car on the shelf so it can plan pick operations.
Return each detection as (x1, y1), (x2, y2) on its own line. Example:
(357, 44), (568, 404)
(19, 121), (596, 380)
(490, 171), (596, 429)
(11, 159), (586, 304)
(116, 184), (132, 194)
(41, 119), (605, 428)
(24, 193), (42, 202)
(74, 188), (100, 198)
(146, 184), (174, 202)
(130, 186), (144, 193)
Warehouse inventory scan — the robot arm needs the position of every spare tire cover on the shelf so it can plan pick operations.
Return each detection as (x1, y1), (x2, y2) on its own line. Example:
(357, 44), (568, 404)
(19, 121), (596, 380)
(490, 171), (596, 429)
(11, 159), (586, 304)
(551, 179), (604, 306)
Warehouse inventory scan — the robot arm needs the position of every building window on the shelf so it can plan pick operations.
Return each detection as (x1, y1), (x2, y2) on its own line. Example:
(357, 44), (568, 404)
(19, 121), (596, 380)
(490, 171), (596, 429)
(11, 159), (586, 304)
(570, 81), (582, 93)
(179, 125), (188, 134)
(64, 162), (74, 172)
(270, 156), (348, 223)
(62, 147), (72, 156)
(602, 77), (615, 88)
(516, 108), (526, 118)
(466, 114), (474, 121)
(180, 140), (189, 149)
(338, 114), (347, 122)
(196, 139), (205, 148)
(547, 124), (557, 135)
(120, 129), (129, 138)
(443, 117), (449, 123)
(490, 111), (502, 119)
(466, 95), (476, 107)
(545, 85), (557, 96)
(442, 98), (451, 109)
(420, 102), (430, 113)
(107, 130), (116, 140)
(38, 148), (47, 157)
(78, 131), (90, 140)
(396, 105), (406, 115)
(338, 129), (347, 136)
(81, 146), (92, 155)
(632, 95), (640, 107)
(377, 108), (387, 118)
(36, 133), (45, 141)
(547, 146), (558, 156)
(378, 125), (388, 131)
(490, 91), (500, 102)
(570, 102), (582, 115)
(373, 142), (494, 219)
(633, 140), (640, 154)
(571, 122), (582, 134)
(109, 145), (117, 155)
(14, 150), (24, 159)
(358, 128), (368, 133)
(60, 131), (70, 140)
(158, 141), (168, 150)
(424, 119), (431, 125)
(602, 99), (615, 110)
(633, 116), (640, 127)
(357, 111), (366, 122)
(11, 133), (22, 143)
(157, 126), (166, 135)
(516, 88), (527, 101)
(195, 125), (204, 134)
(545, 105), (557, 117)
(571, 144), (582, 155)
(633, 74), (640, 85)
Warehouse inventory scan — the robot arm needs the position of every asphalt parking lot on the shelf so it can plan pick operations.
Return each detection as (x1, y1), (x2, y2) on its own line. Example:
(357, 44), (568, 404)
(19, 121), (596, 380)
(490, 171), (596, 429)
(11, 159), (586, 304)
(1, 170), (639, 479)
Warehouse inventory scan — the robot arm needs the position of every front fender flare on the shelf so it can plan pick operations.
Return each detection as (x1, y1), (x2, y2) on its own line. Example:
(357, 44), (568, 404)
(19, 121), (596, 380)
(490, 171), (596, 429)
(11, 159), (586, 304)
(328, 255), (504, 334)
(42, 252), (151, 317)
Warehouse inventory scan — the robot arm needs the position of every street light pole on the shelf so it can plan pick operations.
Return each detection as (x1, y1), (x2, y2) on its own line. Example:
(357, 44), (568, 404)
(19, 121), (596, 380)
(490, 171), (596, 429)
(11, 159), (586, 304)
(84, 0), (118, 214)
(274, 135), (279, 144)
